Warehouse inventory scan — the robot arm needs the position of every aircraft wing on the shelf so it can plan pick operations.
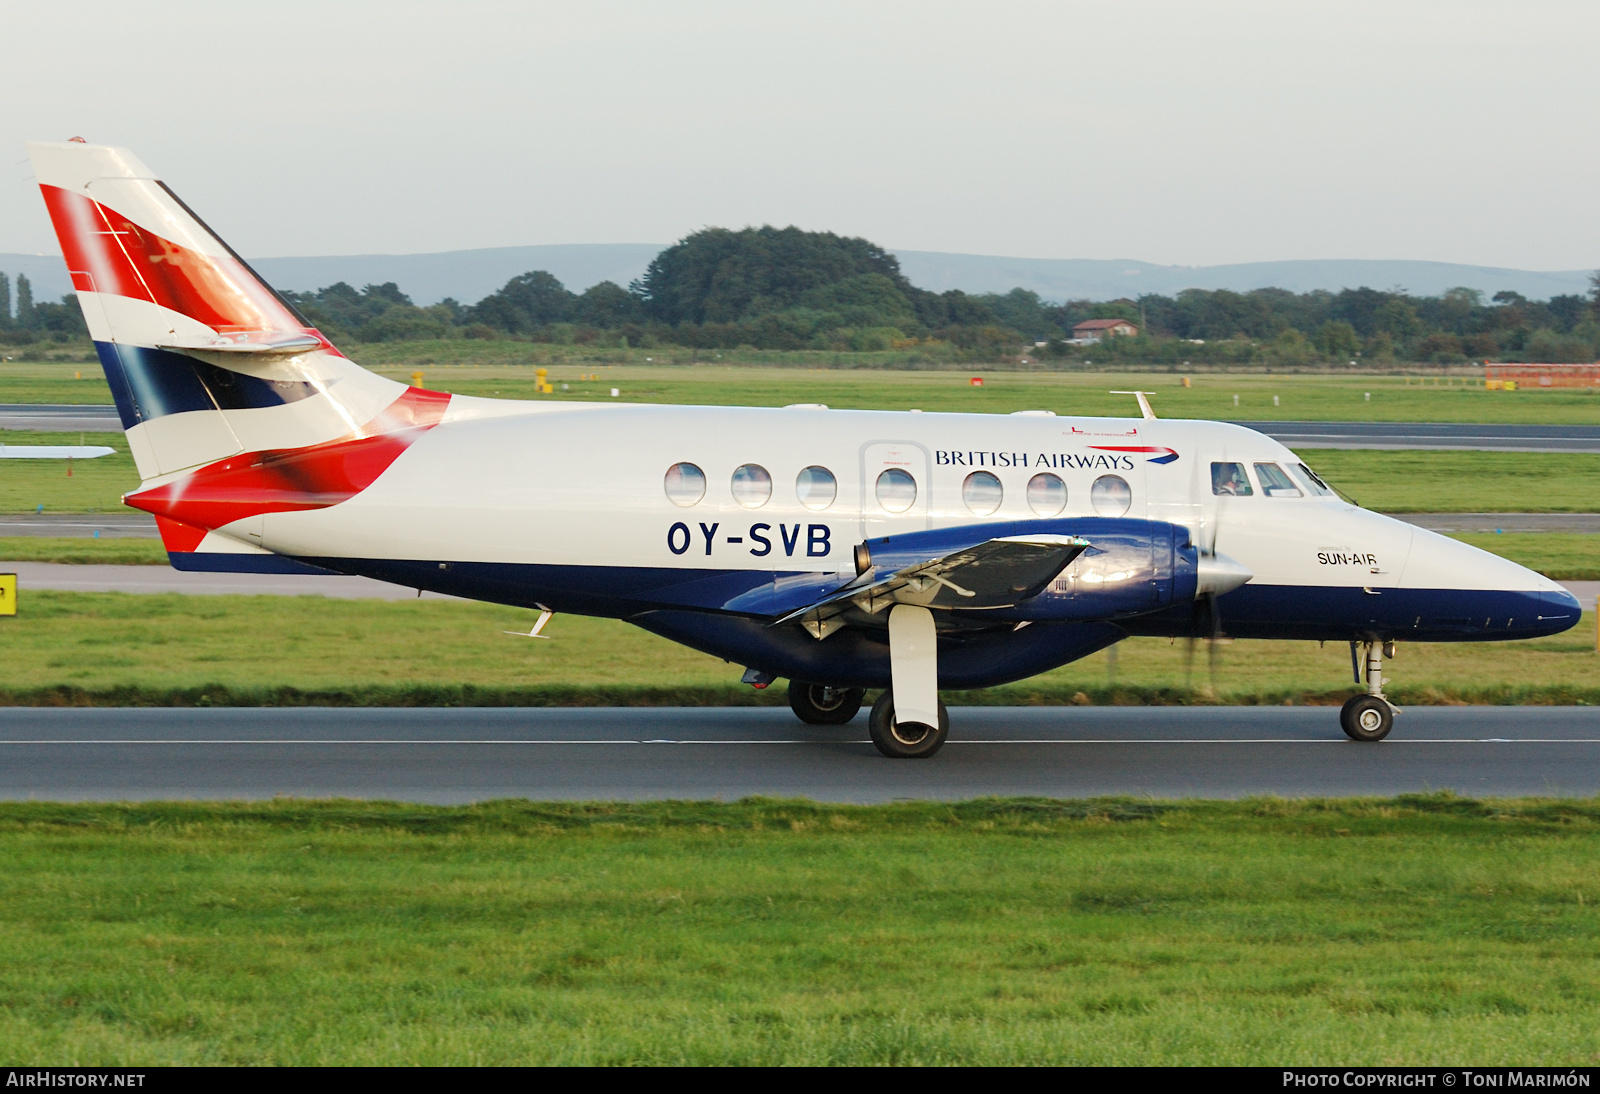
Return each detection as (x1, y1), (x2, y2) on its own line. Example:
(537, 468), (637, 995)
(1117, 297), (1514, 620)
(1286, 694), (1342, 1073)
(774, 533), (1090, 639)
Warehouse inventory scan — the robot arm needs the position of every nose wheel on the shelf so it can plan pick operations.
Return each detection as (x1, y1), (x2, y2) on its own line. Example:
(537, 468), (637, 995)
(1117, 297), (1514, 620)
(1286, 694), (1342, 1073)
(1341, 639), (1398, 741)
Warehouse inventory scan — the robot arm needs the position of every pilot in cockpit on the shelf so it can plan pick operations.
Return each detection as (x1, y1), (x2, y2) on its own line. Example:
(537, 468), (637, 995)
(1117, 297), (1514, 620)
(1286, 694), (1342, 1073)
(1211, 462), (1252, 496)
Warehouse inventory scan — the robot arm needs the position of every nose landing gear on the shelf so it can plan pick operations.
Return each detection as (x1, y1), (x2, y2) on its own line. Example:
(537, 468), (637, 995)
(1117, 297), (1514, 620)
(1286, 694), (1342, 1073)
(1340, 639), (1398, 742)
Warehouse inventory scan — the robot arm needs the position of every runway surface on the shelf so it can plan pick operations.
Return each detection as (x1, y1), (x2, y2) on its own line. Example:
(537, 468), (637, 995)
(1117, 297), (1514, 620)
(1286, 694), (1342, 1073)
(0, 513), (157, 538)
(6, 404), (1596, 452)
(0, 403), (120, 431)
(1235, 420), (1600, 453)
(0, 706), (1596, 803)
(0, 561), (460, 599)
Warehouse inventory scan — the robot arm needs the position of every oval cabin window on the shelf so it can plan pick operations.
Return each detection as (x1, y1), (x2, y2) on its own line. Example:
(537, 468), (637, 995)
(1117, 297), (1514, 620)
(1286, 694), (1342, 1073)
(875, 467), (917, 513)
(1090, 474), (1132, 517)
(796, 465), (837, 510)
(962, 471), (1003, 515)
(731, 464), (772, 508)
(1027, 473), (1066, 517)
(663, 462), (706, 507)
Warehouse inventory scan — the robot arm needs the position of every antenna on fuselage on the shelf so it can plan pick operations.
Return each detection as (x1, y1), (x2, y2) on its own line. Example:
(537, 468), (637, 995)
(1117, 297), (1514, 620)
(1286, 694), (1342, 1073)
(1110, 391), (1157, 419)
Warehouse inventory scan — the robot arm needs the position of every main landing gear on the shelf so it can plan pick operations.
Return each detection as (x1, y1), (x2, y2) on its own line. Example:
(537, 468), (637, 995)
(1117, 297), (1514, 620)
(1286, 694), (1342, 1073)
(868, 688), (950, 758)
(1340, 639), (1399, 742)
(785, 604), (951, 759)
(789, 682), (865, 725)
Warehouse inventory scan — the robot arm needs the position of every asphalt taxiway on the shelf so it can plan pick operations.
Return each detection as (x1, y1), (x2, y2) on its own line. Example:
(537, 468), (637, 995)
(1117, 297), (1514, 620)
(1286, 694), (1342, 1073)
(6, 404), (1599, 452)
(0, 705), (1595, 803)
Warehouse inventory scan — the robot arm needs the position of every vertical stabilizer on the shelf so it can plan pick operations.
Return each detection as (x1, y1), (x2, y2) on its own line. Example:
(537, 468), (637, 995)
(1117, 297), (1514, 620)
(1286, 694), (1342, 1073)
(27, 140), (409, 482)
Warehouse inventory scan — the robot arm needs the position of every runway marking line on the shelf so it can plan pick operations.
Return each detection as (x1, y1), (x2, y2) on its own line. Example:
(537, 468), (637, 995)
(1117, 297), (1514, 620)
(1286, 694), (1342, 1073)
(1, 738), (1598, 746)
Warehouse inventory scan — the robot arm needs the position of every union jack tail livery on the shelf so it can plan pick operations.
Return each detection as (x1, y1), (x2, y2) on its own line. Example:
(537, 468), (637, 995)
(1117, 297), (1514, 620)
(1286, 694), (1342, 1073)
(29, 140), (451, 569)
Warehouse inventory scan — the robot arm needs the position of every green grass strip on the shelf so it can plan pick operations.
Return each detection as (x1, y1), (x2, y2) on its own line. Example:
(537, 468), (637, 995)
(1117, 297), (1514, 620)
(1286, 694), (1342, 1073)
(1, 681), (1597, 707)
(2, 794), (1598, 1064)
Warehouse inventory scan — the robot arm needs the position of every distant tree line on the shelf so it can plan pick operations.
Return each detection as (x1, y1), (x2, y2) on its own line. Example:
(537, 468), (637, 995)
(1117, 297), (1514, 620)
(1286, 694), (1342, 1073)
(6, 227), (1600, 363)
(0, 272), (89, 342)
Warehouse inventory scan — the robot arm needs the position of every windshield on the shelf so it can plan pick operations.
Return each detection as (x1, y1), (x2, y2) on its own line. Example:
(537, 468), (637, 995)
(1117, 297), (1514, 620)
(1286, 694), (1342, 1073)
(1289, 462), (1335, 497)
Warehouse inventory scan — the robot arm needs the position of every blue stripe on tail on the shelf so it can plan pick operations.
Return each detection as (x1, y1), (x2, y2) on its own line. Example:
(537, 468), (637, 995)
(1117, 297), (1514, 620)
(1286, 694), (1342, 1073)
(93, 341), (318, 429)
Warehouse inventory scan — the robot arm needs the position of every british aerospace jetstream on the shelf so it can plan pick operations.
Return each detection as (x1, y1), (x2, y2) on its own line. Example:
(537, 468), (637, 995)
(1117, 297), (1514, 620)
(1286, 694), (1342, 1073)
(27, 140), (1582, 757)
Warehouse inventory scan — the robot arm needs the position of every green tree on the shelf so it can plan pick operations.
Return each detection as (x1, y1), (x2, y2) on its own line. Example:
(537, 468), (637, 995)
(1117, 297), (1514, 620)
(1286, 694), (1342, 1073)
(466, 271), (576, 333)
(1314, 320), (1360, 359)
(797, 273), (916, 328)
(637, 226), (909, 326)
(0, 272), (10, 329)
(573, 281), (642, 328)
(1374, 297), (1424, 338)
(15, 274), (33, 329)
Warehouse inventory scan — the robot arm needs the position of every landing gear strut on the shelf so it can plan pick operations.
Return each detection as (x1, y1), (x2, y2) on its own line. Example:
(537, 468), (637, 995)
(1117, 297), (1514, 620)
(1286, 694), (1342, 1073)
(789, 682), (865, 725)
(1340, 639), (1398, 742)
(867, 604), (949, 758)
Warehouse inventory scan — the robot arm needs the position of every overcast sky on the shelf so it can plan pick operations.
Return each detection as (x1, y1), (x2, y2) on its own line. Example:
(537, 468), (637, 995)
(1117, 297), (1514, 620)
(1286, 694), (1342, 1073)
(3, 0), (1597, 270)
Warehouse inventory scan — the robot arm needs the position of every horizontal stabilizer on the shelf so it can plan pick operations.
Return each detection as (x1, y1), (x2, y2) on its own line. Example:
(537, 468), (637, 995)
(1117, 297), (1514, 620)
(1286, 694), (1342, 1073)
(155, 334), (324, 355)
(0, 445), (115, 459)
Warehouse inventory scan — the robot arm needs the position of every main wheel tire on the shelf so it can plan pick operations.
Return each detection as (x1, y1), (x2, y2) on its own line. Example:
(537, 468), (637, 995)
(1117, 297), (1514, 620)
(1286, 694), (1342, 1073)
(867, 688), (950, 758)
(1340, 695), (1394, 742)
(789, 682), (865, 725)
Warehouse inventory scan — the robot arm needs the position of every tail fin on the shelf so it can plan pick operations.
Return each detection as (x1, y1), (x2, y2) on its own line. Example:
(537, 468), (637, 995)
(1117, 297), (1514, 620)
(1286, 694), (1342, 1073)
(28, 140), (451, 571)
(27, 140), (414, 482)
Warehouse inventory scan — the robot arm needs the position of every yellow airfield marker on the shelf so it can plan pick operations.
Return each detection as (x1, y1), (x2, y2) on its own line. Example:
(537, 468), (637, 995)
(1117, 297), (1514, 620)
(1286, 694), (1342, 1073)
(0, 573), (15, 617)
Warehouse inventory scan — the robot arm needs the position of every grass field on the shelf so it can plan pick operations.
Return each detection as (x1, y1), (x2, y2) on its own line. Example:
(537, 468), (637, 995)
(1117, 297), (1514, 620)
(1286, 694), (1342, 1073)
(0, 591), (1592, 706)
(1, 795), (1596, 1064)
(5, 357), (1600, 423)
(1452, 533), (1600, 580)
(0, 430), (135, 514)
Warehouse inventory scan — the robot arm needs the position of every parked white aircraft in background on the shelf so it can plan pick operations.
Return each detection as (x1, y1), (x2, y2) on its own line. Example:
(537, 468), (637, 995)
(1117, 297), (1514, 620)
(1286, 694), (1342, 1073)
(24, 140), (1582, 757)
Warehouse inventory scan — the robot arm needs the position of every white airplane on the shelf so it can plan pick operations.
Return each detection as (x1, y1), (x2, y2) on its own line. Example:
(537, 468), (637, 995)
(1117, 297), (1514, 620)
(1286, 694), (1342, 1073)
(25, 140), (1583, 757)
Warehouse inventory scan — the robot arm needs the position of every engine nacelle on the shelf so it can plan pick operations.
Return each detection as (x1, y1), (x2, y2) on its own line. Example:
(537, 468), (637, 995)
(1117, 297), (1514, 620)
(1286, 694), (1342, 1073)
(859, 517), (1198, 623)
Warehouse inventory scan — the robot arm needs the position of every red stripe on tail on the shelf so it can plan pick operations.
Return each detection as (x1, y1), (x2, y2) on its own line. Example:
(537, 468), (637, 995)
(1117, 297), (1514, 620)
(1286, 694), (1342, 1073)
(126, 388), (451, 531)
(40, 184), (306, 335)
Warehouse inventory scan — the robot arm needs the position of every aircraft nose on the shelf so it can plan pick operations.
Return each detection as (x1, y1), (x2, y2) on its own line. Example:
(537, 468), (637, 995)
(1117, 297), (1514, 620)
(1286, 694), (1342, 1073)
(1524, 587), (1584, 637)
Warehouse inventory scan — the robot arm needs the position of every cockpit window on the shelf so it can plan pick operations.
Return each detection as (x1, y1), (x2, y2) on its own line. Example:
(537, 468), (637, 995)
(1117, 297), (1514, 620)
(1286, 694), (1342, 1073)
(1253, 462), (1302, 498)
(1210, 462), (1253, 496)
(1290, 462), (1335, 497)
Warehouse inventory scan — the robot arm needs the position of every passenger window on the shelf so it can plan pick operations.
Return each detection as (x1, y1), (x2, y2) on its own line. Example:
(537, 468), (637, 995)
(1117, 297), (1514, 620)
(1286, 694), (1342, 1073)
(664, 462), (706, 506)
(1091, 474), (1132, 517)
(796, 465), (837, 510)
(731, 464), (772, 508)
(1290, 462), (1335, 497)
(1210, 462), (1253, 496)
(876, 467), (917, 513)
(1027, 472), (1066, 517)
(962, 471), (1003, 515)
(1254, 462), (1302, 498)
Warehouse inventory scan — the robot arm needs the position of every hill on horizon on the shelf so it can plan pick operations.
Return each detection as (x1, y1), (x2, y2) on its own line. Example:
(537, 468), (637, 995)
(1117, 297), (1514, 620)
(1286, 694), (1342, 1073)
(0, 246), (1591, 307)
